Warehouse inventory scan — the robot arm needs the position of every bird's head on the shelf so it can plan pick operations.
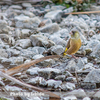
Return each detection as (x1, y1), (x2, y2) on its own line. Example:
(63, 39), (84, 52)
(70, 31), (80, 39)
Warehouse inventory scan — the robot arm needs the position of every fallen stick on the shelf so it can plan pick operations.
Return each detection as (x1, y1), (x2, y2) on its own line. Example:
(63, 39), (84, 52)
(6, 55), (60, 76)
(65, 10), (100, 15)
(0, 71), (60, 100)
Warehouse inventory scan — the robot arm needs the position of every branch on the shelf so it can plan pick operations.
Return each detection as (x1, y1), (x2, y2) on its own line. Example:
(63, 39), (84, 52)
(6, 55), (60, 76)
(0, 71), (60, 99)
(65, 10), (100, 15)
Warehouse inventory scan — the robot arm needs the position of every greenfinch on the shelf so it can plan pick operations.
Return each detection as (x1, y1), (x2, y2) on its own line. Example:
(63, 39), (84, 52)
(63, 30), (81, 58)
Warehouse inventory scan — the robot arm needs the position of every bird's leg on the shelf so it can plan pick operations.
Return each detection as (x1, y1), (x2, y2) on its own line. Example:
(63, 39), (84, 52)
(71, 54), (78, 59)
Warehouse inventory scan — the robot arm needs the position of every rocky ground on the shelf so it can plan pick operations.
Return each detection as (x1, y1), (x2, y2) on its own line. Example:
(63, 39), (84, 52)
(0, 1), (100, 100)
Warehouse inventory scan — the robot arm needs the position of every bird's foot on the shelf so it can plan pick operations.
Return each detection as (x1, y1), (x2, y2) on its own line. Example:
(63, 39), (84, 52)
(71, 55), (78, 59)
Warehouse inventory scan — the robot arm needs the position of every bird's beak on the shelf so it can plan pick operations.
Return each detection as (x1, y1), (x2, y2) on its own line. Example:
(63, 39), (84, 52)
(69, 32), (73, 35)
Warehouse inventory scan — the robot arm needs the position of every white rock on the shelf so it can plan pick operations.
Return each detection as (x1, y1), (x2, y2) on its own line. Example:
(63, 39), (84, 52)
(9, 5), (22, 9)
(50, 36), (67, 46)
(60, 82), (75, 91)
(83, 97), (91, 100)
(93, 91), (100, 99)
(6, 48), (20, 56)
(63, 95), (77, 100)
(5, 85), (22, 91)
(32, 54), (44, 60)
(44, 10), (63, 22)
(9, 56), (24, 65)
(84, 69), (100, 83)
(38, 68), (61, 79)
(21, 29), (31, 38)
(66, 89), (87, 98)
(22, 3), (32, 8)
(66, 59), (78, 71)
(78, 63), (95, 72)
(16, 39), (32, 49)
(50, 45), (64, 55)
(26, 67), (40, 75)
(38, 23), (59, 33)
(47, 79), (62, 88)
(0, 49), (8, 58)
(28, 76), (47, 86)
(32, 97), (41, 100)
(30, 34), (55, 48)
(15, 15), (41, 28)
(23, 10), (35, 17)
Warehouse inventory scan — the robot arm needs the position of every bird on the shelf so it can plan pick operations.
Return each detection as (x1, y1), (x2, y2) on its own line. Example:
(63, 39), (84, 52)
(63, 30), (81, 59)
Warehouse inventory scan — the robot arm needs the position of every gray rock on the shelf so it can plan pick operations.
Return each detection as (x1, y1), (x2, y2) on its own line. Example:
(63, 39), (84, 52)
(5, 85), (22, 91)
(20, 47), (43, 58)
(91, 34), (100, 40)
(32, 54), (44, 60)
(30, 34), (55, 48)
(83, 97), (91, 100)
(79, 15), (90, 20)
(28, 76), (47, 86)
(60, 82), (75, 91)
(6, 48), (20, 57)
(32, 97), (41, 100)
(96, 21), (100, 28)
(15, 15), (41, 28)
(0, 64), (4, 69)
(38, 23), (59, 33)
(86, 39), (99, 49)
(32, 54), (55, 67)
(32, 46), (45, 54)
(50, 35), (67, 47)
(0, 81), (5, 86)
(9, 5), (22, 10)
(55, 75), (66, 81)
(1, 58), (11, 65)
(90, 5), (100, 11)
(63, 95), (77, 100)
(0, 49), (8, 58)
(44, 10), (63, 22)
(16, 39), (32, 49)
(77, 58), (87, 70)
(46, 79), (62, 88)
(66, 59), (78, 71)
(0, 20), (11, 33)
(66, 89), (87, 98)
(84, 69), (100, 83)
(78, 63), (95, 72)
(26, 67), (40, 76)
(9, 56), (24, 65)
(0, 34), (15, 45)
(38, 68), (61, 79)
(50, 45), (64, 55)
(23, 10), (35, 18)
(15, 28), (21, 39)
(81, 82), (96, 89)
(65, 71), (73, 77)
(66, 77), (77, 83)
(51, 5), (66, 10)
(90, 43), (100, 58)
(53, 29), (69, 38)
(84, 48), (92, 55)
(22, 3), (32, 8)
(93, 91), (100, 100)
(63, 7), (73, 13)
(21, 29), (31, 38)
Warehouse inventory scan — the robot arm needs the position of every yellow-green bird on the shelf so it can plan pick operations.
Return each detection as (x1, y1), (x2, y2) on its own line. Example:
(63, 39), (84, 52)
(63, 30), (82, 59)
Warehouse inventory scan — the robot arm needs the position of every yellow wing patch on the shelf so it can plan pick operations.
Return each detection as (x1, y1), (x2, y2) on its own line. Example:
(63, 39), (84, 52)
(63, 48), (68, 56)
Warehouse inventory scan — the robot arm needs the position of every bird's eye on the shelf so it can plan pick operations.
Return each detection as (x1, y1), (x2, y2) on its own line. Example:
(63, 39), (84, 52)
(72, 31), (75, 35)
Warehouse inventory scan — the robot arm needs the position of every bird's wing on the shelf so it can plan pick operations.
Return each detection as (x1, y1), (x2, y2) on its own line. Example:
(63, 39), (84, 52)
(63, 39), (71, 55)
(66, 38), (71, 49)
(66, 38), (81, 55)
